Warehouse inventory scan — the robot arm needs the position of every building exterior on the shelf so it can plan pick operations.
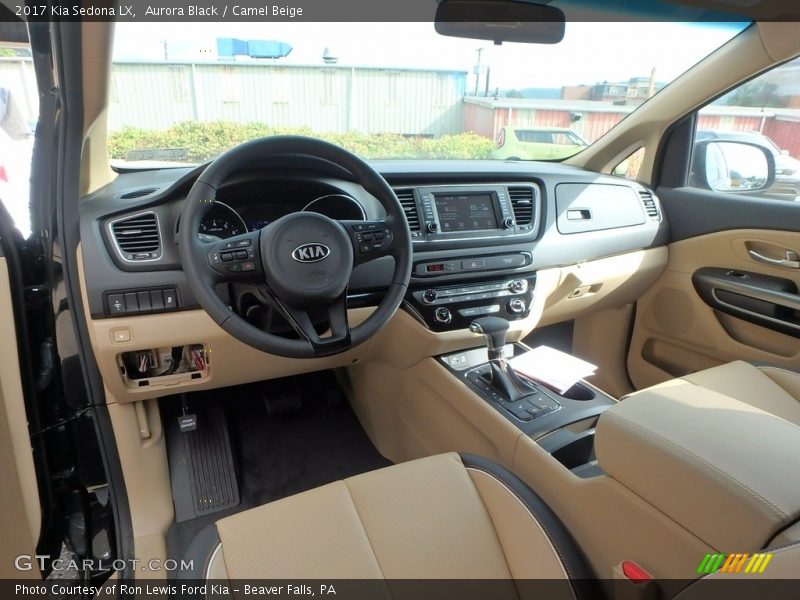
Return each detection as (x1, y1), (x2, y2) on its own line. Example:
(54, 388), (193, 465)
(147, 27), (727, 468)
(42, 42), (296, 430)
(107, 61), (467, 136)
(464, 97), (630, 144)
(0, 57), (37, 126)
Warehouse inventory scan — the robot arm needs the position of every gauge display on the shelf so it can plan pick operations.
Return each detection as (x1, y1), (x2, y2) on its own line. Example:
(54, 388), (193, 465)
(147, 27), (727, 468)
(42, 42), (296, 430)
(199, 202), (247, 239)
(303, 194), (366, 221)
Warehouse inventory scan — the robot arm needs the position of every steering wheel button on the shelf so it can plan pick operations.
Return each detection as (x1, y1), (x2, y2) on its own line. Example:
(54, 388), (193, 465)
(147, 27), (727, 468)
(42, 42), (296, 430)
(221, 252), (233, 262)
(240, 261), (256, 272)
(235, 250), (248, 260)
(359, 243), (371, 253)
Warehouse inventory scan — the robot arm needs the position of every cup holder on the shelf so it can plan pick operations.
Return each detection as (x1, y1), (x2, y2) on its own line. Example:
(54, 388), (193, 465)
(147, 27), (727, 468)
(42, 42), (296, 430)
(559, 383), (596, 401)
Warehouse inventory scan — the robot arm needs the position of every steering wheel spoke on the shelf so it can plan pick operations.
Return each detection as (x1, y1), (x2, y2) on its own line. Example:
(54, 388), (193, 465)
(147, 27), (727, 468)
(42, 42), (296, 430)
(266, 289), (352, 357)
(340, 219), (397, 266)
(205, 230), (264, 282)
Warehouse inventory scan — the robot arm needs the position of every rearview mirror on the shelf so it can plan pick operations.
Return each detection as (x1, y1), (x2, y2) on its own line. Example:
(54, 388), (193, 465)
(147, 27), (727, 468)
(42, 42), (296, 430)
(692, 140), (776, 194)
(435, 0), (566, 45)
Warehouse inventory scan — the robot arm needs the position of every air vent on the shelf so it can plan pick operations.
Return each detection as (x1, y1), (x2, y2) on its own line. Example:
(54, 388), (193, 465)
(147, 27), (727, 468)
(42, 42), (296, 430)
(120, 188), (158, 200)
(110, 212), (162, 262)
(508, 186), (534, 225)
(395, 188), (420, 231)
(639, 190), (660, 219)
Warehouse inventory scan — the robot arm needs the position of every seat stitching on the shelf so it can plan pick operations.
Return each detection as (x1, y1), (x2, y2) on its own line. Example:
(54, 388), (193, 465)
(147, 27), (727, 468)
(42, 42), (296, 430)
(340, 478), (392, 592)
(466, 466), (581, 597)
(603, 411), (788, 519)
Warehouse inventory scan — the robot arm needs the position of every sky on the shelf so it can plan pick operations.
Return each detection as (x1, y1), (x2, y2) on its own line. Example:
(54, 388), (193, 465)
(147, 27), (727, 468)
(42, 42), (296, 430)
(113, 21), (747, 91)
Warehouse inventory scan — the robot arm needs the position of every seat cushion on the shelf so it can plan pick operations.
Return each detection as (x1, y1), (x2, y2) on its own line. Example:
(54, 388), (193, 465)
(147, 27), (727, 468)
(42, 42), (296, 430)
(681, 361), (800, 426)
(181, 453), (594, 596)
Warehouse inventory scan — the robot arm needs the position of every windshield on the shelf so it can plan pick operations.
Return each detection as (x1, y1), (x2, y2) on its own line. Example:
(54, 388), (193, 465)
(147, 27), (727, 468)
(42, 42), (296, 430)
(104, 20), (746, 165)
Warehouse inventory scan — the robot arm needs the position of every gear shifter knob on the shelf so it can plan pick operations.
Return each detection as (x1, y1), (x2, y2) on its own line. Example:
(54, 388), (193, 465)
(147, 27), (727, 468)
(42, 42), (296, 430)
(469, 316), (531, 402)
(469, 316), (510, 353)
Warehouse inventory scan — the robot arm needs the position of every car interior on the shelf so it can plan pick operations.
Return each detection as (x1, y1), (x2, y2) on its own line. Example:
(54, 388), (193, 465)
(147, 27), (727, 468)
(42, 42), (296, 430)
(1, 1), (800, 598)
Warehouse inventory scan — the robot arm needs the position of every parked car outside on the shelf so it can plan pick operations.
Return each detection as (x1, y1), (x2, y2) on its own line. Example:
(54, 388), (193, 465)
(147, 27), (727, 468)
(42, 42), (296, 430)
(490, 126), (588, 161)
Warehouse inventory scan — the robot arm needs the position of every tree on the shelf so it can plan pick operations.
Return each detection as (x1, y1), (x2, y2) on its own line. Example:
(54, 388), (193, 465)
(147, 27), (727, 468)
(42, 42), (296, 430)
(505, 89), (524, 98)
(0, 48), (16, 57)
(725, 81), (786, 108)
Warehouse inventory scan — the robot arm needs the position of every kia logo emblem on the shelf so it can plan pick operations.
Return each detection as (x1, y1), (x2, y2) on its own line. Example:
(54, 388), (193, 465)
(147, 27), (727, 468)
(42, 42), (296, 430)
(291, 243), (331, 263)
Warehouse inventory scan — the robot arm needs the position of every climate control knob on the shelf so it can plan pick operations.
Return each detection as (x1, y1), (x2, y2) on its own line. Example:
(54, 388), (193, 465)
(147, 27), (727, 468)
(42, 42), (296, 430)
(427, 222), (440, 233)
(508, 298), (526, 314)
(509, 279), (526, 293)
(434, 307), (452, 324)
(423, 289), (438, 304)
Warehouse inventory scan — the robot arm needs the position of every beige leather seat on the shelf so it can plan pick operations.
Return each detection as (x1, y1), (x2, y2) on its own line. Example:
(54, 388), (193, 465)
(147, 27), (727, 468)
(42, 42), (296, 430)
(181, 450), (800, 597)
(626, 361), (800, 426)
(182, 452), (594, 597)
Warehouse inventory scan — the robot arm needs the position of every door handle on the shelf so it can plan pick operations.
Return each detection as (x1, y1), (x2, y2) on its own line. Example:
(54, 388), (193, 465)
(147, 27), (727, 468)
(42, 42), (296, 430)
(747, 249), (800, 269)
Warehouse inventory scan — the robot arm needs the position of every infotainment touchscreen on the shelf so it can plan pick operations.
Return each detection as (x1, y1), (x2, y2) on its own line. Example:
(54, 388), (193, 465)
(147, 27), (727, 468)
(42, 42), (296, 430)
(433, 193), (499, 232)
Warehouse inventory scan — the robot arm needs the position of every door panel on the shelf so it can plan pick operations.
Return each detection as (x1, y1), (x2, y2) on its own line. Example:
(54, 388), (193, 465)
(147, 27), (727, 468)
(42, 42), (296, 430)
(0, 255), (41, 578)
(628, 228), (800, 389)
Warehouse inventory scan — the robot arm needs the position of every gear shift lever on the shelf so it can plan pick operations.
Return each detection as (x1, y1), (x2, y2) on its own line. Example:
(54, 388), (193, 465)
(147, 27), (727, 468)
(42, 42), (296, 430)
(469, 316), (532, 402)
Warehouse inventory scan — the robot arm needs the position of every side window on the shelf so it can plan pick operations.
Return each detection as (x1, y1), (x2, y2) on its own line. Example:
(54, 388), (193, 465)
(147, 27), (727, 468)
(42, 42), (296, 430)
(612, 147), (646, 180)
(689, 56), (800, 201)
(0, 43), (35, 239)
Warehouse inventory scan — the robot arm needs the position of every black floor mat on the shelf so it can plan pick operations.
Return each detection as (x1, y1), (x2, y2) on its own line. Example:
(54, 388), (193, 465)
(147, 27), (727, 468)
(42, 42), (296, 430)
(165, 372), (392, 562)
(167, 404), (240, 522)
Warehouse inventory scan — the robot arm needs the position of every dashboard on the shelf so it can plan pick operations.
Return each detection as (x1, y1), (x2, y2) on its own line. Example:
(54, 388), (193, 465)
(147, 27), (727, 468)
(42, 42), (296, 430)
(80, 159), (668, 331)
(78, 158), (669, 401)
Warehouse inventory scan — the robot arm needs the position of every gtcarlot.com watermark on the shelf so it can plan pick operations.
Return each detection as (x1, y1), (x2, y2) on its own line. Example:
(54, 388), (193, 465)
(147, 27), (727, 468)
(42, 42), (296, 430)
(15, 554), (194, 572)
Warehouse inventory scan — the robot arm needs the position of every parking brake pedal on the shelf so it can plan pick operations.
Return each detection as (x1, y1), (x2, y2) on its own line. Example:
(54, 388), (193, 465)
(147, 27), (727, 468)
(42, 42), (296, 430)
(167, 402), (239, 522)
(178, 396), (197, 432)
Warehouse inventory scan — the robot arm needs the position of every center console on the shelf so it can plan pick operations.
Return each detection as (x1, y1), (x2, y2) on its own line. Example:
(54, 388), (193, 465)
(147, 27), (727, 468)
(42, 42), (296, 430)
(407, 273), (535, 332)
(400, 182), (542, 332)
(439, 344), (615, 440)
(438, 316), (615, 478)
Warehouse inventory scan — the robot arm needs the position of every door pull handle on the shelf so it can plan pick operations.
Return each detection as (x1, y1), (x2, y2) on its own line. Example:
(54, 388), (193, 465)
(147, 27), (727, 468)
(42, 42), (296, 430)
(747, 249), (800, 269)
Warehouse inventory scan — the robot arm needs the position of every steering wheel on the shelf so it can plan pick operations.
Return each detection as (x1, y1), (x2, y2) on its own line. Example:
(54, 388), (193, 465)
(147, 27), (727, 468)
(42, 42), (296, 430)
(177, 136), (413, 358)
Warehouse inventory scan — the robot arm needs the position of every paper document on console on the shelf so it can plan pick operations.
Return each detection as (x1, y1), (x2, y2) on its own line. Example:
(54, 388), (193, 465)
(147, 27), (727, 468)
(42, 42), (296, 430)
(509, 346), (597, 394)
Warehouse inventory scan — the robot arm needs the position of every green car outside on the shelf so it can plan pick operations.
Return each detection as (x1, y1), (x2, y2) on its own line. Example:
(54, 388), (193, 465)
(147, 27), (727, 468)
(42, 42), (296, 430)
(491, 126), (589, 161)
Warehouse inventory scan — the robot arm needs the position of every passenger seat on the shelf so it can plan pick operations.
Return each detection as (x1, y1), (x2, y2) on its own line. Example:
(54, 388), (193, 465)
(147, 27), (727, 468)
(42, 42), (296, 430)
(627, 361), (800, 426)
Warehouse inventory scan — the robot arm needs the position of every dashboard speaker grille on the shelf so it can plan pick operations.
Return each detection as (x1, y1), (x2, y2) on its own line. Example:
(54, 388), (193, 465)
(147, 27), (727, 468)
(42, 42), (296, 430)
(508, 186), (534, 225)
(395, 188), (420, 231)
(110, 212), (162, 260)
(639, 190), (660, 219)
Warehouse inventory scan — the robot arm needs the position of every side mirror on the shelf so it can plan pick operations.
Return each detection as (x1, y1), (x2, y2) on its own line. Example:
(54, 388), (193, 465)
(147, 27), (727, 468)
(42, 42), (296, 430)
(691, 140), (776, 193)
(435, 0), (565, 45)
